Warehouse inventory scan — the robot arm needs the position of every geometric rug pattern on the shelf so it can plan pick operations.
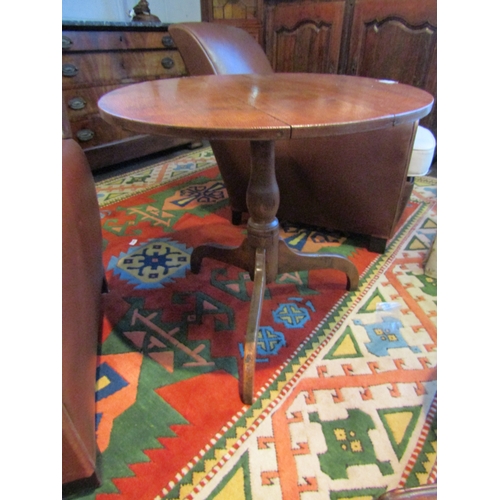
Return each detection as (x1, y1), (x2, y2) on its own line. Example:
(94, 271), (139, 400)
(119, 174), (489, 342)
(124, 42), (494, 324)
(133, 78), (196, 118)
(82, 148), (436, 500)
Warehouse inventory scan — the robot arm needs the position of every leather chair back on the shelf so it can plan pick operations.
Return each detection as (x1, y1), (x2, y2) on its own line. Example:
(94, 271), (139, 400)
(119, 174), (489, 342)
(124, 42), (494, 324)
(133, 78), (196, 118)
(169, 22), (273, 76)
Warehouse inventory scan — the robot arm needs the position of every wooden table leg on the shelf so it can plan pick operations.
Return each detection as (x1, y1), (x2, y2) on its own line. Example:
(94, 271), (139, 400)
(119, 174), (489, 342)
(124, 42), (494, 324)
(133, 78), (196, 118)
(190, 140), (279, 283)
(241, 247), (266, 404)
(277, 240), (359, 290)
(191, 239), (254, 276)
(191, 141), (279, 404)
(191, 140), (358, 404)
(240, 141), (279, 403)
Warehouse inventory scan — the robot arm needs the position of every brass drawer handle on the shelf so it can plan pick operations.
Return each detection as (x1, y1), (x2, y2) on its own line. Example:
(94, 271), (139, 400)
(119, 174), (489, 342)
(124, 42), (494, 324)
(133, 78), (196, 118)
(62, 63), (78, 77)
(62, 35), (73, 50)
(68, 97), (87, 110)
(162, 35), (175, 48)
(76, 129), (94, 142)
(161, 57), (175, 69)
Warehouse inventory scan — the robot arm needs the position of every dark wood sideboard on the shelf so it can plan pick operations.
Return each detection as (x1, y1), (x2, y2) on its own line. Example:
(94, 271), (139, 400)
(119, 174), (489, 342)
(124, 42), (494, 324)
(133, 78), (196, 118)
(62, 21), (194, 171)
(201, 0), (437, 137)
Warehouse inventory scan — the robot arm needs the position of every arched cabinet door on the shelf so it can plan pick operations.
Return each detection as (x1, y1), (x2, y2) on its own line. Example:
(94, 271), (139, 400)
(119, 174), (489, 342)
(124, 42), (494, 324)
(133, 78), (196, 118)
(265, 0), (346, 74)
(200, 0), (264, 44)
(346, 0), (436, 135)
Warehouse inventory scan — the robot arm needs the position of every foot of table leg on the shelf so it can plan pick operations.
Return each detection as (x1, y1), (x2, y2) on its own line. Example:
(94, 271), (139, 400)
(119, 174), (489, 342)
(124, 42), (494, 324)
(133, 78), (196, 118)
(241, 247), (266, 405)
(277, 240), (359, 290)
(191, 239), (254, 276)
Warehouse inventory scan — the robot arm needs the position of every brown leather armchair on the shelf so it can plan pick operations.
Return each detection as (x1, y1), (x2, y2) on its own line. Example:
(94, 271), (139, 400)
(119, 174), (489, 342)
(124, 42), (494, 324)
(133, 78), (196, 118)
(62, 136), (103, 496)
(169, 22), (421, 253)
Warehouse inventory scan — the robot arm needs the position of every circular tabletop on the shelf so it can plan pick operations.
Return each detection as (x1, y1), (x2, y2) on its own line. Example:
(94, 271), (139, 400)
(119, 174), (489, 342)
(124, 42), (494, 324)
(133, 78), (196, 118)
(98, 73), (434, 141)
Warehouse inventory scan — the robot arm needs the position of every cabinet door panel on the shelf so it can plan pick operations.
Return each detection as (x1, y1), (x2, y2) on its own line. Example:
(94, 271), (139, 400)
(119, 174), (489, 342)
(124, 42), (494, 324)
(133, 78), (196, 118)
(347, 0), (436, 133)
(266, 1), (345, 74)
(355, 20), (435, 86)
(212, 0), (258, 19)
(201, 0), (264, 44)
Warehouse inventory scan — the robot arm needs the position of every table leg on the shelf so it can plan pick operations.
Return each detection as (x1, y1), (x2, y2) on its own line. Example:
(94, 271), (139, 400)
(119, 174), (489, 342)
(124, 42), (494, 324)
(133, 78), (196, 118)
(191, 140), (359, 404)
(277, 240), (359, 290)
(192, 141), (280, 404)
(190, 140), (279, 282)
(241, 141), (279, 404)
(241, 247), (266, 404)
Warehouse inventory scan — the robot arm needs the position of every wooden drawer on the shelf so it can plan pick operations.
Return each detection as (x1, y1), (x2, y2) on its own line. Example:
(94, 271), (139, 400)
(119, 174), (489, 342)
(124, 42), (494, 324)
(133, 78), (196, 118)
(62, 50), (186, 89)
(62, 30), (177, 52)
(63, 84), (124, 119)
(62, 22), (193, 170)
(69, 114), (135, 149)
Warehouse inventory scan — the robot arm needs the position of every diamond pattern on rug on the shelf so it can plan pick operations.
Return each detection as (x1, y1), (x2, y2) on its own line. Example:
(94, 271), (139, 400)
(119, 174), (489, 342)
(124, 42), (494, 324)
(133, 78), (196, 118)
(107, 239), (191, 289)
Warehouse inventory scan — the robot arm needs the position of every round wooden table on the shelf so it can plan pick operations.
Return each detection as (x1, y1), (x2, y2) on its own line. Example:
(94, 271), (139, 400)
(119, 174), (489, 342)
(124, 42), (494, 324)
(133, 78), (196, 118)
(99, 73), (433, 404)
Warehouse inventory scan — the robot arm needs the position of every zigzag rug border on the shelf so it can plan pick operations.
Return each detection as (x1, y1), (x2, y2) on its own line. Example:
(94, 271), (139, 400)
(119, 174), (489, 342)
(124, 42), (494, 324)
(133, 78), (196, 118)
(398, 394), (437, 488)
(414, 176), (437, 188)
(160, 195), (436, 500)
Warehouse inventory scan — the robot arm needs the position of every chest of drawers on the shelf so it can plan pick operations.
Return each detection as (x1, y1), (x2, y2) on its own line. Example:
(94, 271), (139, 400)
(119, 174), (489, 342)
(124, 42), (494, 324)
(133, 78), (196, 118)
(62, 21), (191, 170)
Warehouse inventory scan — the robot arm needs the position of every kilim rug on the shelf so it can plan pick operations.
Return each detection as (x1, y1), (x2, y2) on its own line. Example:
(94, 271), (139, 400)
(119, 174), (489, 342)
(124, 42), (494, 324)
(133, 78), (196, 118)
(82, 147), (437, 500)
